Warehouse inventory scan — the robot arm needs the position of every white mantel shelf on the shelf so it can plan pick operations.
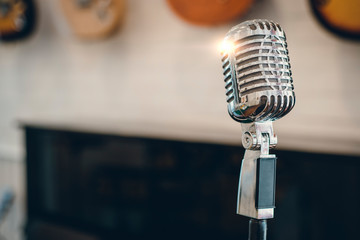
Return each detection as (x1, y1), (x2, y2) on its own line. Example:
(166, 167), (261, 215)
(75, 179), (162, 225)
(19, 114), (360, 157)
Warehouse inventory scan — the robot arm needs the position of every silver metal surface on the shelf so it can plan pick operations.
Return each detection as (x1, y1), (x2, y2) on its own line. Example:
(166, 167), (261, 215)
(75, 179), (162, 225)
(221, 19), (296, 220)
(237, 149), (275, 219)
(236, 121), (277, 219)
(241, 121), (277, 152)
(221, 19), (295, 123)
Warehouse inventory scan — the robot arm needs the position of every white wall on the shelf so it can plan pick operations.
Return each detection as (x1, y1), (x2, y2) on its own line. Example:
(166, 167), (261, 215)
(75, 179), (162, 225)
(1, 0), (360, 163)
(1, 1), (360, 238)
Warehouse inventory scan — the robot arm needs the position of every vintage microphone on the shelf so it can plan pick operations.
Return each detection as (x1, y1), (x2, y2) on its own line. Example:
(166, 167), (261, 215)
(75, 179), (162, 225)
(220, 19), (295, 240)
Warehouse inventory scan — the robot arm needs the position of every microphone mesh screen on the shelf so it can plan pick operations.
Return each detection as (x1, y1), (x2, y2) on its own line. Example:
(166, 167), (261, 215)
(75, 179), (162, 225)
(221, 20), (295, 122)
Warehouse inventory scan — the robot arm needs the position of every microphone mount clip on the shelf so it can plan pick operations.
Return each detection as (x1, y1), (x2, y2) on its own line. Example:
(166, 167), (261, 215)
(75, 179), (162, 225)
(241, 122), (277, 154)
(237, 121), (277, 219)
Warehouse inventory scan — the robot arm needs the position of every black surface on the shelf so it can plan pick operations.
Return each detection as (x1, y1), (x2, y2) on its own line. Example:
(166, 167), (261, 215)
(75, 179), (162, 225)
(256, 158), (276, 209)
(24, 126), (360, 240)
(249, 219), (267, 240)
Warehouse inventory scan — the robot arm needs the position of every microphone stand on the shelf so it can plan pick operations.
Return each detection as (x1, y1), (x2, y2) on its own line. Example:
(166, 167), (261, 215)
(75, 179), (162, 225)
(248, 219), (267, 240)
(237, 121), (277, 240)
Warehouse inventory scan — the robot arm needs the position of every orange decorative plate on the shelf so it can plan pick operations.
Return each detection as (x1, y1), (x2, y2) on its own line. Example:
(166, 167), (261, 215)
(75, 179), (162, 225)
(166, 0), (254, 26)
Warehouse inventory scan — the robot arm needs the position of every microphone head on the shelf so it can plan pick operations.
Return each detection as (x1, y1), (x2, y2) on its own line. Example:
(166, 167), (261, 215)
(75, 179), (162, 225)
(221, 19), (295, 123)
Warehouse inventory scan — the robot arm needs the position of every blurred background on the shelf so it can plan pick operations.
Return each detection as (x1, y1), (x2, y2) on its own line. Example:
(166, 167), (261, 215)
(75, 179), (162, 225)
(1, 0), (360, 239)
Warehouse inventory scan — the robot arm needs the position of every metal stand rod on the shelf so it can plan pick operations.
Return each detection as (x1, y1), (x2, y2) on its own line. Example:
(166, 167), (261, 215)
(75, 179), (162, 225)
(248, 219), (267, 240)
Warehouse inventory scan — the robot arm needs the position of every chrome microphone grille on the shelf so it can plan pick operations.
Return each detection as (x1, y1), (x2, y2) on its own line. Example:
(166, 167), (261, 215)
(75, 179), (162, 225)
(221, 19), (295, 123)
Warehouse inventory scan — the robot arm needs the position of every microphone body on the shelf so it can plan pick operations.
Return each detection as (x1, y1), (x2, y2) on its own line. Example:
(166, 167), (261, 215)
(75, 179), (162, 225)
(221, 19), (295, 219)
